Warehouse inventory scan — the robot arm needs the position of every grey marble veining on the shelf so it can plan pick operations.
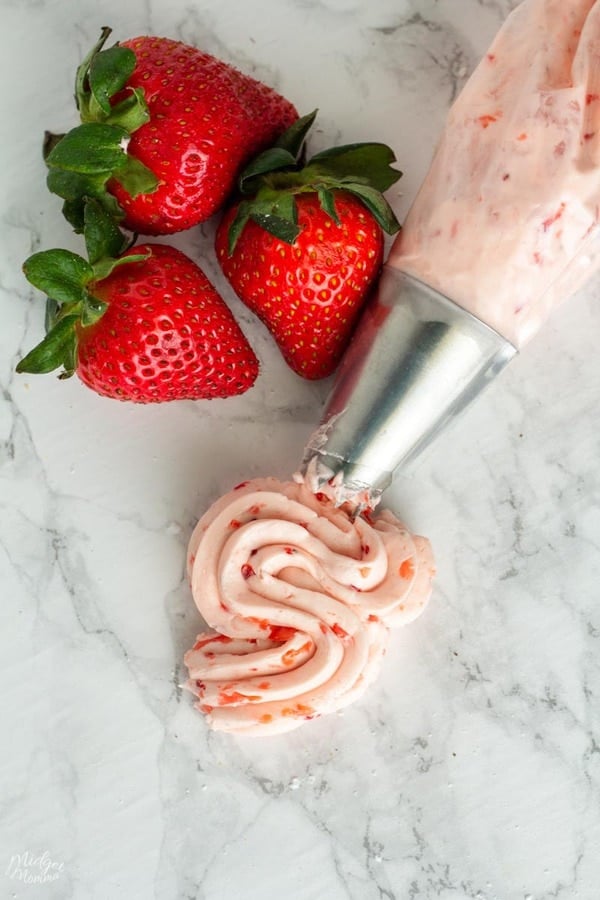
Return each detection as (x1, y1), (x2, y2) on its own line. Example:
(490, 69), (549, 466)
(1, 0), (599, 898)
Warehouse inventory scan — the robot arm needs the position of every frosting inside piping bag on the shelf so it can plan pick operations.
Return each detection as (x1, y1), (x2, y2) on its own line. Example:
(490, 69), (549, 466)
(389, 0), (600, 347)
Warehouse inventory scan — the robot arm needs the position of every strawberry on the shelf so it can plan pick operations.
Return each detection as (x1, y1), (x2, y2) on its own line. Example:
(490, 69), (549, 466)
(43, 28), (298, 235)
(17, 201), (258, 402)
(215, 112), (402, 379)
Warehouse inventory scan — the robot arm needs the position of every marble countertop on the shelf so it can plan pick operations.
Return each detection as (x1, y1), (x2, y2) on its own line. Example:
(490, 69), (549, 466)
(2, 0), (600, 897)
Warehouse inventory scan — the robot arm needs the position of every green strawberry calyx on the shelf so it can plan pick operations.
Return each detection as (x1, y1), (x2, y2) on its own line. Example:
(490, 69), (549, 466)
(44, 27), (159, 233)
(17, 199), (149, 379)
(225, 110), (403, 255)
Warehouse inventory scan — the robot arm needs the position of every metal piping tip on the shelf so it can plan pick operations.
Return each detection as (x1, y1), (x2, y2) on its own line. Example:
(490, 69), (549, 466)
(301, 267), (517, 504)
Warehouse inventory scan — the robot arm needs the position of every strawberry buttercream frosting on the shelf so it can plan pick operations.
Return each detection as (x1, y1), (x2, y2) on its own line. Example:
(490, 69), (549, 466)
(183, 477), (435, 735)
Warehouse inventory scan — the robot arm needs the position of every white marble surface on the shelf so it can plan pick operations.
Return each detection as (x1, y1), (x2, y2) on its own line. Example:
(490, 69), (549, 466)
(1, 0), (600, 898)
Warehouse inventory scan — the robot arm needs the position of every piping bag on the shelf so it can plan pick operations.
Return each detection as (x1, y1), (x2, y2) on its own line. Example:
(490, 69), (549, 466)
(301, 0), (600, 507)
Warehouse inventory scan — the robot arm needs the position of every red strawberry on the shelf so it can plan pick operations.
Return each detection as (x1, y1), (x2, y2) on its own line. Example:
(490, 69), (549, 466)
(44, 28), (298, 235)
(17, 213), (258, 402)
(217, 194), (384, 379)
(76, 246), (258, 401)
(215, 112), (402, 379)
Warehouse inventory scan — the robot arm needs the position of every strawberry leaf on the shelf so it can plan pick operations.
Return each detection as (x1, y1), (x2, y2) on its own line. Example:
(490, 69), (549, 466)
(46, 168), (125, 232)
(250, 212), (301, 245)
(81, 292), (108, 326)
(16, 314), (79, 375)
(46, 123), (129, 175)
(105, 87), (151, 132)
(88, 45), (137, 115)
(91, 251), (151, 281)
(237, 112), (320, 194)
(83, 198), (128, 263)
(227, 202), (252, 255)
(263, 190), (299, 238)
(58, 329), (78, 379)
(61, 200), (87, 233)
(341, 182), (400, 234)
(228, 191), (300, 252)
(23, 249), (93, 305)
(64, 194), (124, 233)
(45, 297), (60, 332)
(43, 131), (66, 161)
(112, 154), (159, 197)
(316, 186), (340, 225)
(46, 169), (109, 202)
(308, 143), (402, 193)
(249, 191), (301, 244)
(239, 148), (297, 195)
(274, 109), (318, 158)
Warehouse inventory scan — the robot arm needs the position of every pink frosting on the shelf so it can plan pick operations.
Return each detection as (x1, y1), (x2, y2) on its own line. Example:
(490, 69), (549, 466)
(183, 477), (435, 735)
(389, 0), (600, 347)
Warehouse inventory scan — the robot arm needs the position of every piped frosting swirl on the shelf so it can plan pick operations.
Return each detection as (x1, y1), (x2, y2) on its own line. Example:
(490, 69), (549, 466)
(184, 477), (434, 735)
